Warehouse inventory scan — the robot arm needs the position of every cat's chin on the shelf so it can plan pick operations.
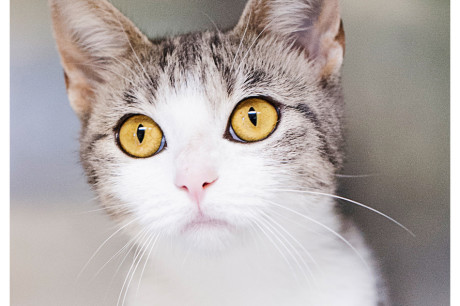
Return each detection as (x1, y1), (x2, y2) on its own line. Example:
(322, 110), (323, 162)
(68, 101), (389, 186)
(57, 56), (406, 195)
(182, 215), (229, 232)
(178, 215), (236, 253)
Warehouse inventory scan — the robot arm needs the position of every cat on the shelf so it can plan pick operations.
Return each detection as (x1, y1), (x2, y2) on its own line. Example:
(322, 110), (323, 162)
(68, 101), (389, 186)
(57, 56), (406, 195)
(50, 0), (388, 305)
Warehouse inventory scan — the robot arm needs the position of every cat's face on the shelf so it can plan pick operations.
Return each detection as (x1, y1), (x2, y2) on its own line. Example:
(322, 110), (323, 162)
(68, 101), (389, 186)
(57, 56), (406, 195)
(50, 0), (345, 252)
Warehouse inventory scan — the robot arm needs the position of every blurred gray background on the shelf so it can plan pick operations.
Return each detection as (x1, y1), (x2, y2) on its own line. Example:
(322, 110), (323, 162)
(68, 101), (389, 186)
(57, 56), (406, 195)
(11, 0), (449, 305)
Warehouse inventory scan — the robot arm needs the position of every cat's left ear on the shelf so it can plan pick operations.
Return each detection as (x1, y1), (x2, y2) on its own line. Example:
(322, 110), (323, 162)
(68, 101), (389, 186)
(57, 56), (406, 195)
(234, 0), (345, 78)
(49, 0), (150, 120)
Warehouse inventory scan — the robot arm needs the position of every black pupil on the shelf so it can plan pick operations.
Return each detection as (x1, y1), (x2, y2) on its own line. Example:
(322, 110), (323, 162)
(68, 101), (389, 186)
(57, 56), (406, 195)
(137, 124), (146, 143)
(248, 107), (257, 126)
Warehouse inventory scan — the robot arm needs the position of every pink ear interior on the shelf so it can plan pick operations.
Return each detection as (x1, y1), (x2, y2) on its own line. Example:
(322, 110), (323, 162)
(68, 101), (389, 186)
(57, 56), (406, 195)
(49, 0), (150, 119)
(233, 0), (345, 78)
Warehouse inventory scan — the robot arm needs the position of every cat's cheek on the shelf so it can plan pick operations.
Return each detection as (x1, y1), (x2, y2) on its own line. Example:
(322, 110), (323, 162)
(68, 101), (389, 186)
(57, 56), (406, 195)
(108, 157), (185, 224)
(105, 140), (293, 242)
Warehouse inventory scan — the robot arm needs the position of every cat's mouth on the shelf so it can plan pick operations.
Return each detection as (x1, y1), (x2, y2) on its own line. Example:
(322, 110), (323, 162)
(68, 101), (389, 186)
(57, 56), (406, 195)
(183, 215), (229, 232)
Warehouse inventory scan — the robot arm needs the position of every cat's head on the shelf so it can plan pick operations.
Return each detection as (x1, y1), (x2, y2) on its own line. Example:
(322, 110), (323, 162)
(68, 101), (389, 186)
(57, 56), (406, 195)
(50, 0), (345, 252)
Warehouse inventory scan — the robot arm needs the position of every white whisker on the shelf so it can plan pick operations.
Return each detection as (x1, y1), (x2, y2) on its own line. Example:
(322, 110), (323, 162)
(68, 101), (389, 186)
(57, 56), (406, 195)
(100, 227), (151, 304)
(200, 11), (220, 33)
(181, 242), (193, 268)
(236, 21), (271, 73)
(135, 232), (161, 297)
(257, 215), (313, 286)
(247, 222), (265, 258)
(122, 232), (157, 306)
(112, 9), (151, 83)
(92, 227), (146, 282)
(108, 228), (149, 291)
(251, 217), (300, 282)
(231, 11), (251, 72)
(118, 229), (154, 306)
(265, 200), (371, 272)
(335, 173), (379, 178)
(260, 210), (321, 279)
(77, 217), (139, 280)
(272, 188), (415, 237)
(68, 60), (134, 84)
(77, 202), (135, 215)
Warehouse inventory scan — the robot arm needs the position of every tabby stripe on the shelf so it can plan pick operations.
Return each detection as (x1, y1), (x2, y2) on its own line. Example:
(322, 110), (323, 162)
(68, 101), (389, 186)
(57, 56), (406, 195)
(86, 133), (109, 154)
(289, 103), (338, 167)
(123, 91), (137, 104)
(243, 69), (269, 89)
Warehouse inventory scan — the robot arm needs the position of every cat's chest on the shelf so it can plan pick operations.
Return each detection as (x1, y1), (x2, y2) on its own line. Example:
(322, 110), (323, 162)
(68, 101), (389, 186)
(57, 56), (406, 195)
(127, 240), (379, 306)
(130, 270), (377, 306)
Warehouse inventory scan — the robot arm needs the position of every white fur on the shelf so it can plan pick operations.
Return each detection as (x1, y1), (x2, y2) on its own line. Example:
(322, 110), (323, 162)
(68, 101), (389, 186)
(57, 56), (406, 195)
(108, 82), (380, 306)
(49, 0), (382, 305)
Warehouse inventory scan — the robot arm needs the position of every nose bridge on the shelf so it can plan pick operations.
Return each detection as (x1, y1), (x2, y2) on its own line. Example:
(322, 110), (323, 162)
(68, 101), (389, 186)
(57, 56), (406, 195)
(175, 134), (214, 168)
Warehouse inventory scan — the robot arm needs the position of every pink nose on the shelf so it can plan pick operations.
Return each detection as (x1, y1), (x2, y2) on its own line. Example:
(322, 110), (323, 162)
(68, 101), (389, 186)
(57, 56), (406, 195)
(174, 167), (218, 205)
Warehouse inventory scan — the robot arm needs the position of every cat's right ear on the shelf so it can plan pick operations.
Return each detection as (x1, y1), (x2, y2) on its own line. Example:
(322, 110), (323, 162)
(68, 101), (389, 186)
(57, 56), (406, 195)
(234, 0), (345, 79)
(49, 0), (150, 120)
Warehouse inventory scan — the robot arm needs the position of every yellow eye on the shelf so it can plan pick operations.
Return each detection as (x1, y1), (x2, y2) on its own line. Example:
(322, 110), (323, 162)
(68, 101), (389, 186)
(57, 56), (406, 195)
(117, 115), (165, 158)
(229, 98), (279, 142)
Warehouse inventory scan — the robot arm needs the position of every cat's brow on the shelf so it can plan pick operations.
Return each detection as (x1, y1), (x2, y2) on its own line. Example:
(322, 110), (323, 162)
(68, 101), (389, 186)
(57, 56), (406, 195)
(243, 69), (270, 90)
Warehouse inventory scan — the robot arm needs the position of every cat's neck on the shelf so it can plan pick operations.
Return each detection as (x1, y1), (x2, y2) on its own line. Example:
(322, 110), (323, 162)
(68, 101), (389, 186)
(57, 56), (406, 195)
(129, 223), (378, 306)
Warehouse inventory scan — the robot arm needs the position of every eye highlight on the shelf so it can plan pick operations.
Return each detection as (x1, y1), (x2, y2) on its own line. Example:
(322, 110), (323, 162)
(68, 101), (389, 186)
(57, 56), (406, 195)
(229, 98), (279, 142)
(117, 115), (165, 158)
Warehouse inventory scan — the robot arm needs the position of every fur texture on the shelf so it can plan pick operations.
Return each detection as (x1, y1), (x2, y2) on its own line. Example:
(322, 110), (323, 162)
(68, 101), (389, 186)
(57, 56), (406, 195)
(50, 0), (386, 305)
